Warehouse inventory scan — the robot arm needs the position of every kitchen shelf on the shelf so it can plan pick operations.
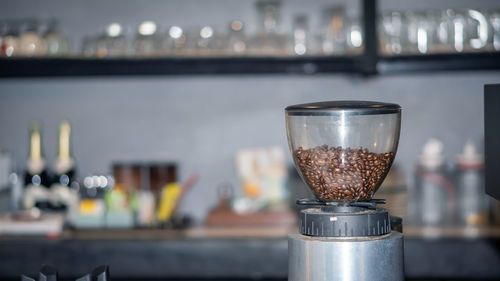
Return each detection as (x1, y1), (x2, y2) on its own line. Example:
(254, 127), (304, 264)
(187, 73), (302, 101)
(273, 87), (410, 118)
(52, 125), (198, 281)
(1, 0), (500, 78)
(0, 56), (362, 77)
(378, 52), (500, 74)
(1, 53), (499, 78)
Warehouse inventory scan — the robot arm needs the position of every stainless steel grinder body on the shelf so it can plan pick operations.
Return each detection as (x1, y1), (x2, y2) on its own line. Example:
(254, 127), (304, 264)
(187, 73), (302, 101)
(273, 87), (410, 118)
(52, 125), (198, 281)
(288, 231), (404, 281)
(288, 206), (404, 281)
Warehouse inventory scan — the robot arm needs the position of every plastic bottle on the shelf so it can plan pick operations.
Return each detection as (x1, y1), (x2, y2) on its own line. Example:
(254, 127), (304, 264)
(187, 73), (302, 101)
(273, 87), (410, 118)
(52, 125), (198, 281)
(456, 140), (488, 226)
(415, 138), (455, 225)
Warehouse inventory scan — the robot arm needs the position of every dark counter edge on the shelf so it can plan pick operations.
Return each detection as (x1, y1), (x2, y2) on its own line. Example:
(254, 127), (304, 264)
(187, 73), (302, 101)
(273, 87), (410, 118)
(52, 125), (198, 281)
(378, 52), (500, 74)
(1, 53), (500, 77)
(0, 56), (362, 77)
(0, 236), (499, 280)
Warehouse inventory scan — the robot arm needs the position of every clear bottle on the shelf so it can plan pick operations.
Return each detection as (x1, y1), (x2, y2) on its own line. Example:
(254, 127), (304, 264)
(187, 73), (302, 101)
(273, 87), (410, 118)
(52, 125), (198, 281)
(430, 10), (454, 54)
(161, 25), (188, 56)
(196, 25), (217, 56)
(465, 9), (489, 52)
(134, 21), (159, 56)
(321, 6), (347, 55)
(415, 138), (455, 226)
(489, 11), (500, 51)
(290, 15), (308, 56)
(456, 140), (488, 226)
(345, 17), (363, 54)
(250, 0), (287, 56)
(105, 23), (128, 57)
(447, 9), (467, 53)
(379, 11), (404, 55)
(405, 12), (433, 54)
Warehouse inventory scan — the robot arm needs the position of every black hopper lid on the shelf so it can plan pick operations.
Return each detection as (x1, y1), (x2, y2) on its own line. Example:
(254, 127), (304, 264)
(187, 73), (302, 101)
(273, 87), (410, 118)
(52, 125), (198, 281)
(285, 100), (401, 116)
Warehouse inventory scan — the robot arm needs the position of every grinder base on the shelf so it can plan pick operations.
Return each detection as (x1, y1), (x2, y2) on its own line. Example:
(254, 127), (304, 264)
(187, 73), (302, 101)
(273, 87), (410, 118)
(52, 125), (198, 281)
(288, 231), (404, 281)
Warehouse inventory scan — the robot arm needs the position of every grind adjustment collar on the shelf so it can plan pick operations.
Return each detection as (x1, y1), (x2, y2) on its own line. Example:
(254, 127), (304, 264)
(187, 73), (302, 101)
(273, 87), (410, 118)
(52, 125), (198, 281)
(299, 206), (391, 237)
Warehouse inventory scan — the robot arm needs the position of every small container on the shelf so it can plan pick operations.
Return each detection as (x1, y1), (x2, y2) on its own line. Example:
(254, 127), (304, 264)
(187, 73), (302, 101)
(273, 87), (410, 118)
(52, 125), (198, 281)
(113, 164), (141, 192)
(149, 163), (177, 196)
(285, 101), (401, 202)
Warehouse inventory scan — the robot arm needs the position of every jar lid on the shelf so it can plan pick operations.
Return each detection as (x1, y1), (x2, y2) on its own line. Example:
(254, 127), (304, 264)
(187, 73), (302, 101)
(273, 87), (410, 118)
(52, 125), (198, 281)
(285, 100), (401, 116)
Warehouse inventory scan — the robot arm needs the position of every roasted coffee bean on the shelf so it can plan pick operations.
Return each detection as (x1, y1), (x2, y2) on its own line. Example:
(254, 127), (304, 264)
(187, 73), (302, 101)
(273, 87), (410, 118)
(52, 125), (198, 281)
(294, 145), (394, 201)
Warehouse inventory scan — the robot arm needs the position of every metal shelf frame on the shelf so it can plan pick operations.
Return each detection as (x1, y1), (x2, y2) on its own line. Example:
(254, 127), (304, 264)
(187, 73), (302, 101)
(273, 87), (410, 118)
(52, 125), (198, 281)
(0, 0), (499, 78)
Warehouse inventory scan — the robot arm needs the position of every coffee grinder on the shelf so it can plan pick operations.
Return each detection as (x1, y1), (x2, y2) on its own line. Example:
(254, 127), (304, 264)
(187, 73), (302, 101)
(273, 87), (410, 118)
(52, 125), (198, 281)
(285, 101), (404, 281)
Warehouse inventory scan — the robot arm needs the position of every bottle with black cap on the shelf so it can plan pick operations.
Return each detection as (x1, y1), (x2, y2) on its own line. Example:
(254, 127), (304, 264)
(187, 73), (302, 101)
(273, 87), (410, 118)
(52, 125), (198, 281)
(23, 121), (51, 210)
(50, 120), (78, 211)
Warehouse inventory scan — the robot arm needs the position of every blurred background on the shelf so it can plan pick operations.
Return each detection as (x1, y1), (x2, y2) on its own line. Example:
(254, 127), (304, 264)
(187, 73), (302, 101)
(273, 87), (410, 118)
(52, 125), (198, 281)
(0, 0), (499, 280)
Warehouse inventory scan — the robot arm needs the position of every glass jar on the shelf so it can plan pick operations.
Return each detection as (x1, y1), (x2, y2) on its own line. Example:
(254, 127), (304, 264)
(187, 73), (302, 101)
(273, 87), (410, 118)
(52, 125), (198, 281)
(134, 21), (159, 56)
(290, 15), (309, 56)
(162, 25), (187, 56)
(196, 25), (218, 56)
(250, 0), (287, 56)
(44, 20), (70, 56)
(18, 19), (46, 57)
(104, 23), (128, 57)
(489, 11), (500, 51)
(285, 101), (401, 202)
(345, 17), (363, 54)
(321, 6), (347, 55)
(465, 9), (489, 51)
(226, 20), (247, 55)
(379, 11), (405, 55)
